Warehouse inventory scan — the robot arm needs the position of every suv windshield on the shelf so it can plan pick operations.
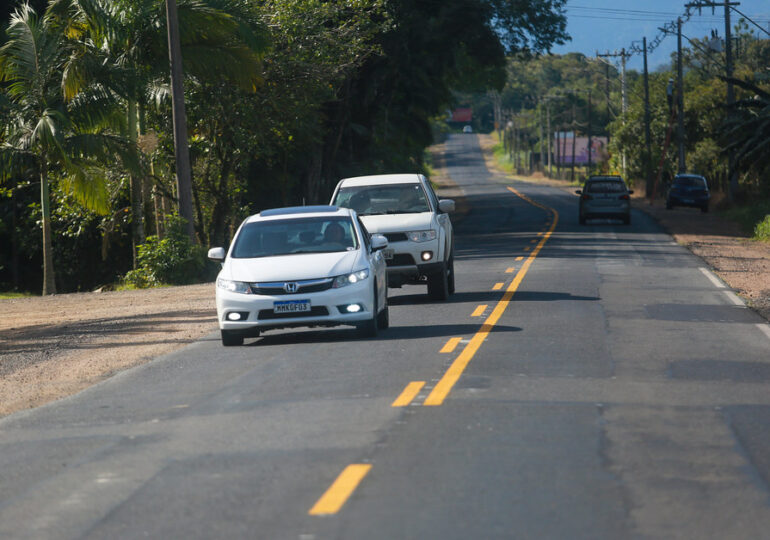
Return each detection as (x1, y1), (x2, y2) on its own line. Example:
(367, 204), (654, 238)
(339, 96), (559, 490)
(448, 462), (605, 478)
(231, 216), (358, 258)
(674, 176), (707, 188)
(334, 184), (430, 215)
(585, 181), (627, 194)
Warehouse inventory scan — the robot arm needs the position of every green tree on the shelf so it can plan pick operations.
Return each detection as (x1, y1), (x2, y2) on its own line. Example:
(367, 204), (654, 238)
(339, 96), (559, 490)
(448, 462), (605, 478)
(0, 4), (136, 294)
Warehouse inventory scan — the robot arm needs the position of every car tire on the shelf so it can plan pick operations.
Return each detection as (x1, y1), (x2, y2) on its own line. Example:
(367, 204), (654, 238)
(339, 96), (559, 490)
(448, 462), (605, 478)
(221, 329), (244, 346)
(447, 252), (456, 295)
(376, 302), (389, 329)
(666, 200), (673, 210)
(701, 204), (709, 213)
(427, 262), (449, 301)
(623, 214), (631, 225)
(579, 213), (586, 225)
(358, 284), (379, 338)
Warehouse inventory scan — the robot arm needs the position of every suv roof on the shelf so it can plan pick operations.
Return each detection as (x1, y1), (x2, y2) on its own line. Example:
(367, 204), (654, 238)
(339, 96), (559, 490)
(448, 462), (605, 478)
(337, 174), (424, 187)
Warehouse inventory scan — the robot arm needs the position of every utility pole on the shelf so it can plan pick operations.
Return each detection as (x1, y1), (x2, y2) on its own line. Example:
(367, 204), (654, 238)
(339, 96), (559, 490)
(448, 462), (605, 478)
(597, 49), (632, 175)
(643, 37), (653, 198)
(587, 89), (592, 171)
(677, 17), (686, 173)
(165, 0), (195, 240)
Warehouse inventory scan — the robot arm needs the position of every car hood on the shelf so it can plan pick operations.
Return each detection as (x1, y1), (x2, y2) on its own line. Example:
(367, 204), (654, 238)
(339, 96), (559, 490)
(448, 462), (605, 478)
(360, 213), (434, 233)
(223, 250), (360, 282)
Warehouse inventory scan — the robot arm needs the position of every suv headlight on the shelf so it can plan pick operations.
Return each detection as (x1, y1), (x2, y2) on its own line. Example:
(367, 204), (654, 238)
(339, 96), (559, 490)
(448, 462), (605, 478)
(407, 230), (437, 242)
(217, 278), (252, 294)
(333, 269), (369, 288)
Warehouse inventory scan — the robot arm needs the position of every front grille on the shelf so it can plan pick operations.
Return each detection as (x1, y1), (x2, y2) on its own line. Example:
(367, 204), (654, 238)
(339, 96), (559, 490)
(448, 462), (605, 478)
(386, 254), (415, 266)
(250, 278), (333, 295)
(383, 232), (408, 242)
(257, 306), (330, 320)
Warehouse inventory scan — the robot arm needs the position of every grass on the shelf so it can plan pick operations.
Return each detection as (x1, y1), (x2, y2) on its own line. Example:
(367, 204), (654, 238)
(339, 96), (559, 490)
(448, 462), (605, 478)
(0, 291), (33, 299)
(721, 199), (770, 241)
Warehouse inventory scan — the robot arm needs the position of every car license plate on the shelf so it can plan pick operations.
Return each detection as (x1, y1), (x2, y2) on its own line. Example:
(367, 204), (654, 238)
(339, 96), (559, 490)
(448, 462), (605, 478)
(273, 300), (311, 313)
(382, 249), (394, 260)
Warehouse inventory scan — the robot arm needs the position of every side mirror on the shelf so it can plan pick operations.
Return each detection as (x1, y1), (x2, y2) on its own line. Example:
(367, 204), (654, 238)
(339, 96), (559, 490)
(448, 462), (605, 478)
(575, 189), (582, 195)
(628, 189), (635, 194)
(438, 199), (455, 213)
(370, 234), (388, 251)
(208, 247), (226, 262)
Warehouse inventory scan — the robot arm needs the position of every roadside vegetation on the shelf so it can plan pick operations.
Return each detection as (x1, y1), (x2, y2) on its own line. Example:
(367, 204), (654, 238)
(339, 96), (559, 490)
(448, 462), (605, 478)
(464, 24), (770, 240)
(0, 0), (568, 295)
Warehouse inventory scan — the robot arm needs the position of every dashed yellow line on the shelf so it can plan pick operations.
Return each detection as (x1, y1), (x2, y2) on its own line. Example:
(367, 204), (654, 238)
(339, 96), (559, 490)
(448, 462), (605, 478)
(471, 305), (487, 317)
(309, 464), (372, 515)
(505, 267), (515, 274)
(440, 337), (463, 353)
(392, 381), (425, 407)
(492, 282), (504, 291)
(515, 256), (524, 261)
(424, 185), (559, 406)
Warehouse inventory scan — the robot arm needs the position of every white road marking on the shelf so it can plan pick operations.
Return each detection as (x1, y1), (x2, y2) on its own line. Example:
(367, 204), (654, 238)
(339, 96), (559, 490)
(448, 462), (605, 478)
(723, 291), (746, 306)
(757, 324), (770, 341)
(699, 267), (726, 288)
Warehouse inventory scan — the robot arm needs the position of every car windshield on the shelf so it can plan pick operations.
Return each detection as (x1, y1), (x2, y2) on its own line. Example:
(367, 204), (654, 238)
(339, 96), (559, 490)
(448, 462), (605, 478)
(231, 216), (358, 258)
(674, 176), (707, 188)
(333, 184), (431, 215)
(585, 181), (627, 193)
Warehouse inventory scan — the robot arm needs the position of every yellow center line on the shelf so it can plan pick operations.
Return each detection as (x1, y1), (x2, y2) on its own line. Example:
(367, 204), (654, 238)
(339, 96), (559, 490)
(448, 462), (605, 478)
(440, 337), (463, 353)
(424, 186), (559, 406)
(471, 305), (487, 317)
(392, 381), (426, 407)
(515, 256), (524, 261)
(505, 267), (515, 274)
(492, 282), (504, 291)
(309, 464), (372, 515)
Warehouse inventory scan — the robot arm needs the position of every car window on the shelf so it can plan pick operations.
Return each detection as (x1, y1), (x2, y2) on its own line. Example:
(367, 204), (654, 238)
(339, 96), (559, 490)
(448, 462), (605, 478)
(333, 184), (430, 215)
(231, 216), (358, 258)
(585, 181), (627, 194)
(674, 177), (707, 188)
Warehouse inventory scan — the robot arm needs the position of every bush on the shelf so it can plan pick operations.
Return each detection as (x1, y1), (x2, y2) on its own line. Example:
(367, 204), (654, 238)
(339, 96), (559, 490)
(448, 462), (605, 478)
(122, 216), (215, 288)
(755, 214), (770, 242)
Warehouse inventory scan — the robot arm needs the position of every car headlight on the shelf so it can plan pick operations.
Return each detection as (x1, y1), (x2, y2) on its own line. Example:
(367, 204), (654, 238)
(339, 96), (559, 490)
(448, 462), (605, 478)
(333, 269), (369, 288)
(217, 278), (252, 294)
(407, 230), (437, 242)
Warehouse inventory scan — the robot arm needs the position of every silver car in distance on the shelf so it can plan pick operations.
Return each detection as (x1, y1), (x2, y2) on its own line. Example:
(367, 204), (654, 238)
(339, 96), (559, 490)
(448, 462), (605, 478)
(208, 206), (389, 346)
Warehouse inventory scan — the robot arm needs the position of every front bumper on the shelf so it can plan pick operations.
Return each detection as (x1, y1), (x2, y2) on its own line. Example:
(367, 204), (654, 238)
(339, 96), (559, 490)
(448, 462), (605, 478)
(382, 239), (443, 286)
(215, 279), (373, 332)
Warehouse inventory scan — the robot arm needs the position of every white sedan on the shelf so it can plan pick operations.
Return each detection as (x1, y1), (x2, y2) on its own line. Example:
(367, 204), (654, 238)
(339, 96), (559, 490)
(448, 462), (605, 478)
(208, 206), (389, 346)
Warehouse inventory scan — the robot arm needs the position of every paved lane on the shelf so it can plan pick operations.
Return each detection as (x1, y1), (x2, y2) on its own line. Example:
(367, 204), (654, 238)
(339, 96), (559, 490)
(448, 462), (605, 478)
(2, 134), (770, 539)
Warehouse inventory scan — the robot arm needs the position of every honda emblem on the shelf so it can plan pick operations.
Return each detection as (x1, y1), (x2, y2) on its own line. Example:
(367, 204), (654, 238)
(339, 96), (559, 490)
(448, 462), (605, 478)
(284, 282), (299, 293)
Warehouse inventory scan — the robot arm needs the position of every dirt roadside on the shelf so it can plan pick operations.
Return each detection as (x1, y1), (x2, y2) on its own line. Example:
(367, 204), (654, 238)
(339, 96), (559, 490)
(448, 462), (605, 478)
(1, 137), (768, 419)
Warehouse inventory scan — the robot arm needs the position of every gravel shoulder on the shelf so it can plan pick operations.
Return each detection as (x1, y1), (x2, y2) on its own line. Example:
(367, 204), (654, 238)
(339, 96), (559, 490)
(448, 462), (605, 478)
(1, 136), (767, 418)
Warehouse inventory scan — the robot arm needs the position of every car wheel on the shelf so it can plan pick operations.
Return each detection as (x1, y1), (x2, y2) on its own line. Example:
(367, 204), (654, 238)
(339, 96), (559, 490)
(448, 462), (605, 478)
(447, 252), (456, 295)
(221, 329), (244, 346)
(701, 204), (709, 213)
(358, 284), (379, 338)
(623, 214), (631, 225)
(376, 302), (389, 329)
(579, 213), (586, 225)
(666, 200), (673, 210)
(427, 262), (449, 301)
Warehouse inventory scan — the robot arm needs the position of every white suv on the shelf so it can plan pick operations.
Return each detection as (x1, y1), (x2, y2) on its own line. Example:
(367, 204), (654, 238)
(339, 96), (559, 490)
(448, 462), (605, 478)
(330, 174), (455, 300)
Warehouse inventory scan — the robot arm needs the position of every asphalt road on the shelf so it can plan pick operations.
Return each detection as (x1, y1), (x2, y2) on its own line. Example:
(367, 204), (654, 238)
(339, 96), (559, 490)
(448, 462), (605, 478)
(3, 134), (770, 539)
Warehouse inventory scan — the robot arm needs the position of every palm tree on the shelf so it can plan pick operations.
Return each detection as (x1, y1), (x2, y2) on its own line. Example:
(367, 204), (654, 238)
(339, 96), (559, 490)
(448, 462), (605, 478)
(48, 0), (267, 252)
(723, 76), (770, 187)
(0, 4), (137, 294)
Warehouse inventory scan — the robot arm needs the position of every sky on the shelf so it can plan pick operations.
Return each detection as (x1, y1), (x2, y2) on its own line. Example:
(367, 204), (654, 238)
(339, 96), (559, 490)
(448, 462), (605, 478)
(551, 0), (770, 72)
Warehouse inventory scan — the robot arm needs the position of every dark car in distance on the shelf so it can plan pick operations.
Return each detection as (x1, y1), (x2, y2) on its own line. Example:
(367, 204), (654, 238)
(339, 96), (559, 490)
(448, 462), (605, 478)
(576, 175), (633, 225)
(666, 174), (710, 213)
